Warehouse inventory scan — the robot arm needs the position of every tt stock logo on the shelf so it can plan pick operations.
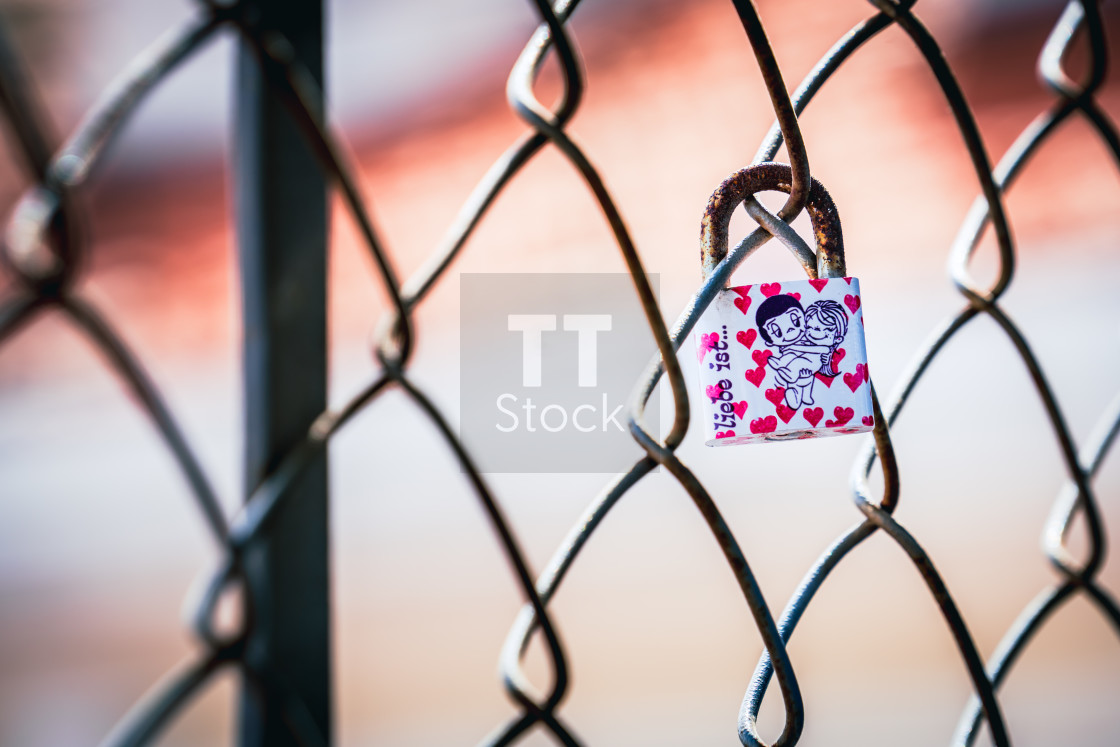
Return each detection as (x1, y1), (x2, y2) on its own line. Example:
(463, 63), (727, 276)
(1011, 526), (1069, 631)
(460, 273), (659, 473)
(498, 313), (623, 434)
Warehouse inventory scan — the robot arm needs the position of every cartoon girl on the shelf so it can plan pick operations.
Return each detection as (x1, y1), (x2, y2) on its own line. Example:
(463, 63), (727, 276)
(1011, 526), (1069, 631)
(803, 299), (847, 376)
(755, 295), (830, 409)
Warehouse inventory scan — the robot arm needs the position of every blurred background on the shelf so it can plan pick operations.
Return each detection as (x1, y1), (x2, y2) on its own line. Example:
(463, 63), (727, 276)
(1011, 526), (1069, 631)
(0, 0), (1119, 745)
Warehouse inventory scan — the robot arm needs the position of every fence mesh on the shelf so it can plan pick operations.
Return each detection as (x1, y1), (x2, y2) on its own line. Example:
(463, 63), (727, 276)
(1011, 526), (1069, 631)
(0, 0), (1117, 745)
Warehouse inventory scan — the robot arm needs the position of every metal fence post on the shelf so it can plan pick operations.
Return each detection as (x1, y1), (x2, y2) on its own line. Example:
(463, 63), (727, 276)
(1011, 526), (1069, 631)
(234, 0), (331, 744)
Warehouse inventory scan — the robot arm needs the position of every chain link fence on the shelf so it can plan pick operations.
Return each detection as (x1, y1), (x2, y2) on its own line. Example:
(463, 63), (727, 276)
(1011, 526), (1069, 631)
(0, 0), (1117, 745)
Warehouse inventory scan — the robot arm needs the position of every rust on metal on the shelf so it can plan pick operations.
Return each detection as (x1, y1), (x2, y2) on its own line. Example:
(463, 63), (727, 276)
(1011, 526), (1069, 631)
(700, 161), (845, 281)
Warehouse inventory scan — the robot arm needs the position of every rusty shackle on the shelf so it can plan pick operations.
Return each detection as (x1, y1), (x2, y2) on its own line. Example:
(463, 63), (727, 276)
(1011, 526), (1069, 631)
(700, 162), (845, 282)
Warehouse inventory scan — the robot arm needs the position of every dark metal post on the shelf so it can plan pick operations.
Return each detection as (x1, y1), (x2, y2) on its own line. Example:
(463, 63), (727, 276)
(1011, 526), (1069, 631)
(234, 1), (331, 744)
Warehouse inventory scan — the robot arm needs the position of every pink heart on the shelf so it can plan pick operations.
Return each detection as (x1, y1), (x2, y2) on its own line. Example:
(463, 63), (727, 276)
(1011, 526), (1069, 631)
(732, 286), (752, 299)
(808, 278), (828, 293)
(776, 404), (796, 424)
(749, 415), (778, 434)
(752, 349), (773, 368)
(844, 294), (861, 314)
(787, 292), (801, 301)
(825, 406), (854, 428)
(761, 283), (781, 297)
(843, 277), (853, 285)
(733, 401), (748, 419)
(697, 332), (718, 362)
(832, 348), (846, 368)
(736, 329), (757, 349)
(803, 407), (824, 427)
(843, 363), (866, 392)
(862, 415), (874, 426)
(734, 295), (752, 315)
(744, 367), (766, 387)
(715, 430), (735, 439)
(765, 387), (785, 406)
(705, 384), (722, 402)
(814, 372), (834, 387)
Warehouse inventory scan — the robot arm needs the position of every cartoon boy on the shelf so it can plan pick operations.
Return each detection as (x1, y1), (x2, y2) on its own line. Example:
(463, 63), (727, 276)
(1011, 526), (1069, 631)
(755, 295), (831, 409)
(803, 299), (847, 376)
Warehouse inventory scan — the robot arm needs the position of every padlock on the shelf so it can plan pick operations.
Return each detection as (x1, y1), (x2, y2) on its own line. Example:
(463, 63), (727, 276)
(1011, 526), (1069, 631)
(694, 164), (874, 445)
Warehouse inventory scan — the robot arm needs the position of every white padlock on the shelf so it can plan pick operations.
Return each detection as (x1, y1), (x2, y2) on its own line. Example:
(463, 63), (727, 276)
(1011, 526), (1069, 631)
(694, 165), (874, 445)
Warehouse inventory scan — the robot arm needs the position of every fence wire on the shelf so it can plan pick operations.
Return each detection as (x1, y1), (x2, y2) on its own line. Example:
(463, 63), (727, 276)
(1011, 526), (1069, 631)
(0, 0), (1118, 745)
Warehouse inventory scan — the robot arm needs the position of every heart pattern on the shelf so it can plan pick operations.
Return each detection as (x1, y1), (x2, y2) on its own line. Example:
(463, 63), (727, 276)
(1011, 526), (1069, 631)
(843, 363), (866, 392)
(825, 406), (854, 428)
(698, 278), (872, 443)
(750, 415), (777, 434)
(697, 331), (718, 362)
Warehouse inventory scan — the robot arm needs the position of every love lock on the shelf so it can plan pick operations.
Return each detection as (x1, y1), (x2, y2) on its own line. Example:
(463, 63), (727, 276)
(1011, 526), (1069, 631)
(695, 163), (874, 444)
